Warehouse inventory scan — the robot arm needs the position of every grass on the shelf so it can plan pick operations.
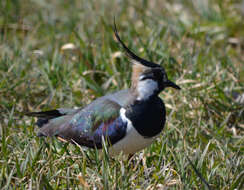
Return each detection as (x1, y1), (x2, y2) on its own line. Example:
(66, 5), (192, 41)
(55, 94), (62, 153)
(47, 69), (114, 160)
(0, 0), (244, 189)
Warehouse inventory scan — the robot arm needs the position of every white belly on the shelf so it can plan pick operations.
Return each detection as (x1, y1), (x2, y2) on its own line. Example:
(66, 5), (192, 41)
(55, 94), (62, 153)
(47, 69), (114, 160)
(109, 108), (159, 155)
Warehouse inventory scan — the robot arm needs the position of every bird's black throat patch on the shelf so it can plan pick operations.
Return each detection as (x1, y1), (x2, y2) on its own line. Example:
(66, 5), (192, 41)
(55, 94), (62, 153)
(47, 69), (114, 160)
(125, 97), (166, 138)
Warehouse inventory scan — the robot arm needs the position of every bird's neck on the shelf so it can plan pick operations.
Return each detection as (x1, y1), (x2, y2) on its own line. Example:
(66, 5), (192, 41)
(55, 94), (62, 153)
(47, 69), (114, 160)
(130, 79), (159, 101)
(131, 65), (160, 101)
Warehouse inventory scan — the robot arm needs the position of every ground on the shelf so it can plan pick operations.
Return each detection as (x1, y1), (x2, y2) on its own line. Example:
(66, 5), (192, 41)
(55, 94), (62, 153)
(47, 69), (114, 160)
(0, 0), (244, 189)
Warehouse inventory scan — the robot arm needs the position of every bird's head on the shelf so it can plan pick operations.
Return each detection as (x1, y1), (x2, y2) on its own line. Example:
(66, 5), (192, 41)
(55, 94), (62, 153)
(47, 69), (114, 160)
(113, 21), (180, 101)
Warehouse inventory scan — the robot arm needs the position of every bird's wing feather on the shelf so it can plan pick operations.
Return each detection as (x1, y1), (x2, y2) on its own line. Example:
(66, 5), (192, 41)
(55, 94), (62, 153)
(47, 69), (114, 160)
(38, 99), (127, 148)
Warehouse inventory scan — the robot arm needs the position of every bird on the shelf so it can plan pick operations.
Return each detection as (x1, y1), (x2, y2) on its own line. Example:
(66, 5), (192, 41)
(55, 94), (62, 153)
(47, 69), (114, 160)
(26, 22), (181, 156)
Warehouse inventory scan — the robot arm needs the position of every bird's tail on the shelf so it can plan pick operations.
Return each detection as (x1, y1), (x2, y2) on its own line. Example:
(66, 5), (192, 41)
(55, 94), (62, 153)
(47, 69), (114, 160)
(26, 108), (78, 128)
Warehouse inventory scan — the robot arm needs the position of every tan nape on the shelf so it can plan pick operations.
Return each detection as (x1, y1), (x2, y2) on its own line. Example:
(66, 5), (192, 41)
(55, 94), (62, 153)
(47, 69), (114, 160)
(131, 64), (147, 89)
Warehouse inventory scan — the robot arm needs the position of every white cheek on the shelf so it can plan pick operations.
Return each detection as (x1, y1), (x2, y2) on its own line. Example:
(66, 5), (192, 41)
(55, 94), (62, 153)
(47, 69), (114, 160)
(137, 79), (158, 101)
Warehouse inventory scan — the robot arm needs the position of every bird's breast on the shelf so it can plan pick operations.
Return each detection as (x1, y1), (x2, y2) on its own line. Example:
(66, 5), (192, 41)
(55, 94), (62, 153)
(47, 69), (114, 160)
(125, 97), (166, 137)
(109, 108), (158, 155)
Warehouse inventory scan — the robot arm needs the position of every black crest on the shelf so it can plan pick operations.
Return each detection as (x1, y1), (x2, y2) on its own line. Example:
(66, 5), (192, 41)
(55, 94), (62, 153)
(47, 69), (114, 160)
(113, 19), (160, 68)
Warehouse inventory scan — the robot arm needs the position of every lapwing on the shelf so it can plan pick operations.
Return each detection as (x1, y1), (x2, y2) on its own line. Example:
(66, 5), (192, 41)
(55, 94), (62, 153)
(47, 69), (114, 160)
(26, 22), (180, 156)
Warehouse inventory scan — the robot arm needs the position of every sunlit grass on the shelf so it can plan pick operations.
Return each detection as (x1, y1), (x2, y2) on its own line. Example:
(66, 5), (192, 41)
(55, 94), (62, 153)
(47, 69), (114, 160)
(0, 0), (243, 189)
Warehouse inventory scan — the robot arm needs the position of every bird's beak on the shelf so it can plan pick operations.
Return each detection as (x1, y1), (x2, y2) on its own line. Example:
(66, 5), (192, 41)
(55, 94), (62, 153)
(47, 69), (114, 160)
(165, 80), (181, 90)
